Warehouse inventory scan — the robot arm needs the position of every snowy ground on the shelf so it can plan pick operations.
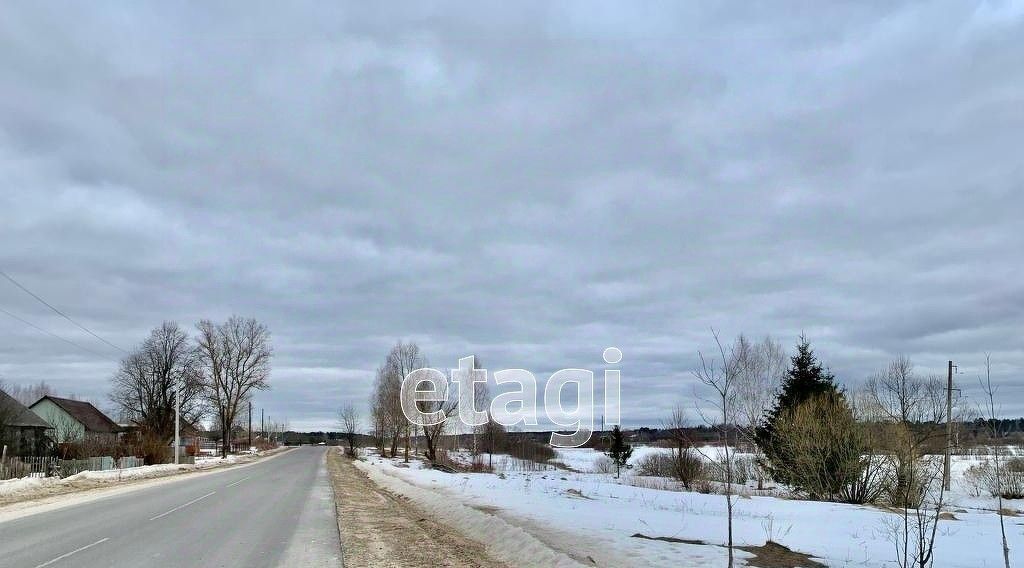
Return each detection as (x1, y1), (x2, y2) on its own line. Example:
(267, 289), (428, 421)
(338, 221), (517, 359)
(0, 448), (281, 502)
(358, 446), (1023, 567)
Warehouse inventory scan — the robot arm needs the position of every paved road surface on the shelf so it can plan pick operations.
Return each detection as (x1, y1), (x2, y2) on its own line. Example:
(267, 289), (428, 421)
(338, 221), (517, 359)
(0, 447), (342, 568)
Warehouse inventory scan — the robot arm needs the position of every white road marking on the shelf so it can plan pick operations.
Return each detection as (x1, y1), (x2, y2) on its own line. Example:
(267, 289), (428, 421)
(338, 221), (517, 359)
(226, 476), (250, 487)
(34, 538), (109, 568)
(149, 491), (216, 521)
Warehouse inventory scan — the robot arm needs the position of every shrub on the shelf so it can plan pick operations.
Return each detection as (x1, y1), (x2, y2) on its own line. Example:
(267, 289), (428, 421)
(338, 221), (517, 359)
(506, 437), (555, 464)
(593, 455), (615, 474)
(965, 457), (1024, 500)
(1002, 458), (1024, 499)
(634, 449), (708, 489)
(769, 393), (867, 502)
(704, 454), (752, 486)
(635, 452), (675, 477)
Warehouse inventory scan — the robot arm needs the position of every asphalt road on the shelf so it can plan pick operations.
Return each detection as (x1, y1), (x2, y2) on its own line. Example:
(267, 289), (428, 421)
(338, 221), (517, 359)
(0, 446), (342, 568)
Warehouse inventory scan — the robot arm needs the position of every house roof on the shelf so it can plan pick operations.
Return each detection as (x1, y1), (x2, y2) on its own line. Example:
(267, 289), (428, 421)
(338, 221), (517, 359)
(31, 396), (121, 434)
(0, 390), (52, 429)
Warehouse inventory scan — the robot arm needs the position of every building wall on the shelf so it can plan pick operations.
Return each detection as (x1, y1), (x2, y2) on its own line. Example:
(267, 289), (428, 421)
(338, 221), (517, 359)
(0, 426), (49, 456)
(30, 400), (84, 443)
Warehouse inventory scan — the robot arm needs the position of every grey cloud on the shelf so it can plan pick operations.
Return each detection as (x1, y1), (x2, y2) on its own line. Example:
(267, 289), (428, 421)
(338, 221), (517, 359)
(1, 2), (1022, 429)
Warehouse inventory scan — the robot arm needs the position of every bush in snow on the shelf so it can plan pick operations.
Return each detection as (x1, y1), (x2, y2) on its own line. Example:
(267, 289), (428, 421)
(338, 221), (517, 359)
(593, 456), (615, 474)
(505, 436), (555, 465)
(704, 454), (754, 486)
(635, 450), (708, 490)
(770, 393), (869, 503)
(965, 457), (1024, 500)
(635, 453), (675, 477)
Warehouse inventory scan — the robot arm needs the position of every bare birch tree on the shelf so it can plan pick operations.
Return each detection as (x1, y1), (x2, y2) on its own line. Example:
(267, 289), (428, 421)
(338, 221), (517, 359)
(6, 380), (54, 406)
(369, 342), (428, 460)
(978, 354), (1011, 568)
(734, 334), (786, 489)
(369, 366), (389, 455)
(693, 329), (739, 568)
(383, 342), (427, 462)
(466, 355), (493, 465)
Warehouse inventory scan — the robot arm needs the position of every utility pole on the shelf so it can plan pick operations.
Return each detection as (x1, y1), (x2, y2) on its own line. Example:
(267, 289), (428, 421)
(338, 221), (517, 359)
(174, 382), (180, 465)
(261, 408), (264, 442)
(943, 360), (954, 491)
(248, 400), (253, 449)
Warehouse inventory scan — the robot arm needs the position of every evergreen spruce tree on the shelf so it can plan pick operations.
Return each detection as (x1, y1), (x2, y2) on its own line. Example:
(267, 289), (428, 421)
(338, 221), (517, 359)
(606, 425), (633, 478)
(755, 335), (842, 484)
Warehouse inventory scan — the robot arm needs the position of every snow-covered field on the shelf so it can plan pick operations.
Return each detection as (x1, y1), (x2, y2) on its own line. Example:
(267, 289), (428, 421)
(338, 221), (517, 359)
(358, 446), (1023, 567)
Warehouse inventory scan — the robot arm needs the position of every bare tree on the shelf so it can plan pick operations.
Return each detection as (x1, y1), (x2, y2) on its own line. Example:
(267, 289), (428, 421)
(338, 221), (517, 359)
(6, 380), (54, 406)
(734, 334), (787, 489)
(381, 341), (427, 461)
(110, 322), (205, 443)
(196, 317), (272, 458)
(977, 354), (1011, 568)
(662, 405), (702, 489)
(866, 356), (945, 507)
(468, 355), (490, 458)
(339, 403), (360, 457)
(412, 368), (459, 463)
(369, 368), (389, 456)
(693, 329), (739, 568)
(868, 356), (950, 568)
(481, 416), (506, 470)
(883, 453), (946, 568)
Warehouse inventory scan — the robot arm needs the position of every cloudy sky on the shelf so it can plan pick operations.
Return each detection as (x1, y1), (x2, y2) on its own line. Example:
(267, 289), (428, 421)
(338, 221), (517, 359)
(1, 2), (1022, 430)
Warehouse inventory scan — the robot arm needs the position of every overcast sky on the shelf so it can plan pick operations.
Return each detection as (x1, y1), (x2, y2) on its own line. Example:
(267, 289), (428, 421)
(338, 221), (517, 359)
(1, 3), (1022, 430)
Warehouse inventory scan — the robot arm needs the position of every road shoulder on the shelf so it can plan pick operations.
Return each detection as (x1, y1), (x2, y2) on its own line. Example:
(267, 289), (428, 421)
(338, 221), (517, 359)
(327, 448), (510, 568)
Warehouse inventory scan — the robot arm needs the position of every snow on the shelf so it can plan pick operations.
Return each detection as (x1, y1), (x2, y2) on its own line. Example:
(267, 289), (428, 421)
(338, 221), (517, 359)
(550, 445), (662, 473)
(357, 447), (1023, 567)
(0, 464), (192, 498)
(0, 476), (46, 497)
(0, 448), (282, 499)
(355, 456), (587, 567)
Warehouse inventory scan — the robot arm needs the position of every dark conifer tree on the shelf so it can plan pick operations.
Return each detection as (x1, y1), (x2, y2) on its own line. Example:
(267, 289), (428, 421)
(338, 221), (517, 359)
(756, 335), (842, 483)
(606, 425), (633, 478)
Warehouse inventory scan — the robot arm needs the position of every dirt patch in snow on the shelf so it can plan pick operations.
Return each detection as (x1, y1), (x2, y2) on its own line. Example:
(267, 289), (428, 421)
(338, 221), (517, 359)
(327, 450), (510, 568)
(737, 541), (825, 568)
(630, 533), (707, 546)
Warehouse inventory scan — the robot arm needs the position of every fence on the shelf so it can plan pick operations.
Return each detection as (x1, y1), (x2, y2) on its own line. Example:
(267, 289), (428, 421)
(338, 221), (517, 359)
(0, 455), (146, 481)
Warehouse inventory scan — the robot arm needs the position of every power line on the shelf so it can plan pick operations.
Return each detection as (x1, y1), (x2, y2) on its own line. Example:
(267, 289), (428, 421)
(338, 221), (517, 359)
(0, 270), (126, 353)
(0, 306), (107, 357)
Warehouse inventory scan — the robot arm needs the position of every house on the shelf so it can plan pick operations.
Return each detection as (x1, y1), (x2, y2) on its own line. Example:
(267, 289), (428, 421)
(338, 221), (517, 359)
(176, 421), (212, 450)
(29, 396), (121, 444)
(0, 389), (52, 456)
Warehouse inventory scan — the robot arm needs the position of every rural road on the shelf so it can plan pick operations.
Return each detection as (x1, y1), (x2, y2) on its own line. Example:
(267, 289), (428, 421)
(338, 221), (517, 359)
(0, 446), (342, 567)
